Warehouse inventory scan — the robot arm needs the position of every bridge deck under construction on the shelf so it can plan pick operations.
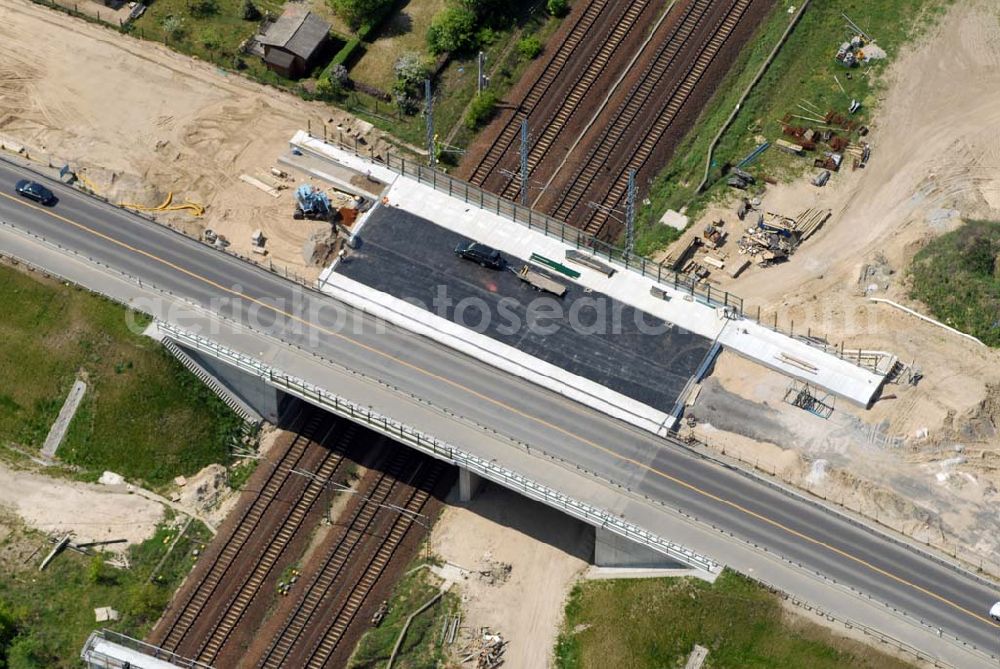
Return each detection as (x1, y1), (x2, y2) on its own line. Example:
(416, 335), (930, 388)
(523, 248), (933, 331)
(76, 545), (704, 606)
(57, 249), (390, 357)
(332, 205), (713, 415)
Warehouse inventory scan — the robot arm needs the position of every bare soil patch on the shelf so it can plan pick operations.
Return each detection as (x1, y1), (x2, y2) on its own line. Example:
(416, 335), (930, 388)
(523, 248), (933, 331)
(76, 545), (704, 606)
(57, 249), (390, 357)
(682, 0), (1000, 572)
(0, 464), (164, 551)
(0, 0), (393, 280)
(430, 483), (592, 668)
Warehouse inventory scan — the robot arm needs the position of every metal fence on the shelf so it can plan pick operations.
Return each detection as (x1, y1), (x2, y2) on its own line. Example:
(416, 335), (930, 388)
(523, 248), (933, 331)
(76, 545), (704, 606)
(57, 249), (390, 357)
(156, 321), (721, 575)
(307, 133), (744, 315)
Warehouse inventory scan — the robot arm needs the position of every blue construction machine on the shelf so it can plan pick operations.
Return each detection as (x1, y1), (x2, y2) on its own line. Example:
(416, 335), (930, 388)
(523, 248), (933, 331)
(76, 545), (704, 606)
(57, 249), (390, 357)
(293, 185), (334, 221)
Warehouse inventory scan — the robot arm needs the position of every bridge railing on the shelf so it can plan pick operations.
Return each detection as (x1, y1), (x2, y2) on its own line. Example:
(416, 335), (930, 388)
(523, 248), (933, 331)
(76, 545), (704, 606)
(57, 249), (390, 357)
(81, 629), (212, 669)
(156, 321), (721, 575)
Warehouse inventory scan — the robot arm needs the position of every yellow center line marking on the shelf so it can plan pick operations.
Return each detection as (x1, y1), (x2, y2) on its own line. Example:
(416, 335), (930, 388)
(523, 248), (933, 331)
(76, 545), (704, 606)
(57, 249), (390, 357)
(5, 188), (999, 630)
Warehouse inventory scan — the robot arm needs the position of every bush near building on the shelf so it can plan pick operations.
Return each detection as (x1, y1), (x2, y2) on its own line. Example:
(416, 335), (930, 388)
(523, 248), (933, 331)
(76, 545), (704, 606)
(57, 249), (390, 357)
(330, 0), (397, 31)
(427, 5), (479, 54)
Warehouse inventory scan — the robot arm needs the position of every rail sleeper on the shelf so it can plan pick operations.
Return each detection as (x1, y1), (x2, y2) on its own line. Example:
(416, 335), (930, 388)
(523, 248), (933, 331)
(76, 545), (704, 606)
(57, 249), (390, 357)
(195, 423), (358, 663)
(583, 0), (753, 236)
(498, 0), (651, 200)
(158, 411), (323, 651)
(305, 464), (445, 668)
(468, 0), (620, 185)
(256, 450), (416, 668)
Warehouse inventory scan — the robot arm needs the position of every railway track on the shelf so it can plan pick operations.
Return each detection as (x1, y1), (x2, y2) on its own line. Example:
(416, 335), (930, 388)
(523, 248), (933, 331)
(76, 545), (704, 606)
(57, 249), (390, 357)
(255, 450), (444, 669)
(304, 461), (446, 669)
(193, 421), (362, 664)
(495, 0), (652, 201)
(465, 0), (631, 186)
(553, 0), (753, 237)
(154, 408), (329, 652)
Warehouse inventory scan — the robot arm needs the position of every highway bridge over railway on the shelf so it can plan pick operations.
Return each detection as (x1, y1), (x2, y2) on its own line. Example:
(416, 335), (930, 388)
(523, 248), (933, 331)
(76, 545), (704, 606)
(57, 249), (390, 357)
(1, 156), (998, 668)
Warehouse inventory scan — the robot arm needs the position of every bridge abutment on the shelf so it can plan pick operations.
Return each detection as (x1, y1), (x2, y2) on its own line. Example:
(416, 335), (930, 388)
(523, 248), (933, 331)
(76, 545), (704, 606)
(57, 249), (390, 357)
(170, 342), (287, 424)
(594, 526), (691, 570)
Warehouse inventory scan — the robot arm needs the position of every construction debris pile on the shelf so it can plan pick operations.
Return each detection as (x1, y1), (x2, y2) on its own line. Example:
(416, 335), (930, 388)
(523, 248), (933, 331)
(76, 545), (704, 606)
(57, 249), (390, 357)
(277, 567), (301, 596)
(835, 14), (886, 68)
(474, 552), (512, 586)
(736, 207), (831, 268)
(778, 110), (872, 176)
(460, 628), (507, 669)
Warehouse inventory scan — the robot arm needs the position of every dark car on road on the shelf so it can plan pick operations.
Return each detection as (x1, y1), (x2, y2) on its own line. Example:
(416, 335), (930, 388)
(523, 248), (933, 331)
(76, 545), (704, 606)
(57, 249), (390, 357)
(454, 241), (504, 269)
(15, 179), (56, 206)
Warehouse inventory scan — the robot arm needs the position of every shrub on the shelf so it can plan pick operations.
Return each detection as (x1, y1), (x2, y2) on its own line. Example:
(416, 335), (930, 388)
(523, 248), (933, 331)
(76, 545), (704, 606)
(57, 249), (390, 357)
(199, 26), (222, 50)
(241, 0), (261, 20)
(87, 555), (117, 585)
(909, 220), (1000, 346)
(7, 634), (46, 669)
(458, 0), (502, 19)
(329, 63), (349, 84)
(476, 26), (499, 47)
(188, 0), (218, 18)
(128, 582), (170, 625)
(316, 63), (348, 100)
(162, 15), (186, 40)
(0, 602), (17, 657)
(427, 6), (478, 54)
(330, 0), (394, 31)
(331, 37), (363, 68)
(517, 36), (542, 60)
(465, 90), (497, 130)
(547, 0), (568, 17)
(394, 52), (429, 90)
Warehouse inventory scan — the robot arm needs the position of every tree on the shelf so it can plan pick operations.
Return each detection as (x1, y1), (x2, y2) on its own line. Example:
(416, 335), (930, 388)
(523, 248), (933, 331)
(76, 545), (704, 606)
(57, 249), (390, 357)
(330, 0), (393, 31)
(427, 6), (478, 55)
(241, 0), (261, 21)
(517, 36), (542, 60)
(393, 52), (430, 114)
(547, 0), (568, 17)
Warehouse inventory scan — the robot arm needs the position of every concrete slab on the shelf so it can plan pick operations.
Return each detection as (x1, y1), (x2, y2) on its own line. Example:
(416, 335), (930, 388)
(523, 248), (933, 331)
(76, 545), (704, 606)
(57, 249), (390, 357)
(41, 378), (87, 459)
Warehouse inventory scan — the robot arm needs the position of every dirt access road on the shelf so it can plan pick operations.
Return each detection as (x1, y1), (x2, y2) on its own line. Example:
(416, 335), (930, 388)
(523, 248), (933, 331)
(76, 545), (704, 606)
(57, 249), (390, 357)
(680, 1), (1000, 573)
(0, 0), (392, 279)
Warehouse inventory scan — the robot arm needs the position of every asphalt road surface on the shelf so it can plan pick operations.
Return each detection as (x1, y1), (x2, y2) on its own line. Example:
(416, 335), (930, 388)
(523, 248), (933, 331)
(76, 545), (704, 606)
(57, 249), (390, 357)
(337, 204), (712, 412)
(1, 158), (998, 658)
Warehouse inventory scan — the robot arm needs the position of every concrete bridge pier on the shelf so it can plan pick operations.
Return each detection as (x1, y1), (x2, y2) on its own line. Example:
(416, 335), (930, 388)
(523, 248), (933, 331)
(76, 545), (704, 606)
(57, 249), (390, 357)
(457, 467), (483, 502)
